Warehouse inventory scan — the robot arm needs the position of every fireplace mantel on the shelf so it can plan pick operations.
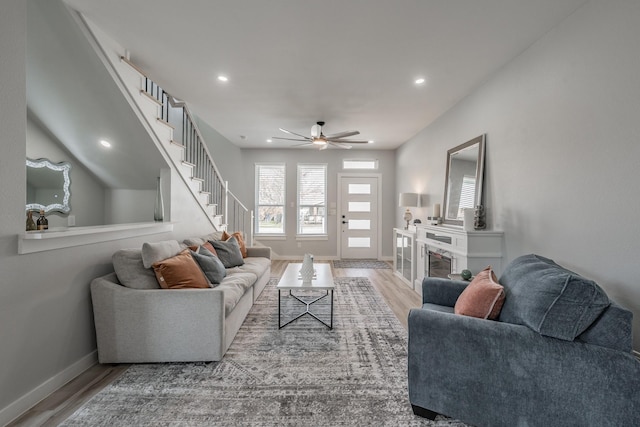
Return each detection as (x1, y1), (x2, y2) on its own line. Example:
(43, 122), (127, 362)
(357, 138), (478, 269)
(414, 224), (503, 295)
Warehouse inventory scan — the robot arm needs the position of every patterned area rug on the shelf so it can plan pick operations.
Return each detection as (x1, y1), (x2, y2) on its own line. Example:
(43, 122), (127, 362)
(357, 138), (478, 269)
(332, 259), (391, 269)
(62, 278), (467, 426)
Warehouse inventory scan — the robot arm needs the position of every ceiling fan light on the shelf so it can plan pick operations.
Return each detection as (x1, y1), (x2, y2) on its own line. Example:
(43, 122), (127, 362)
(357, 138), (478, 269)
(312, 137), (327, 145)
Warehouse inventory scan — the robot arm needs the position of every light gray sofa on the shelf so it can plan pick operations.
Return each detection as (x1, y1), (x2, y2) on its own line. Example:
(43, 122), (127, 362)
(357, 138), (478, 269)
(90, 232), (271, 364)
(408, 254), (640, 427)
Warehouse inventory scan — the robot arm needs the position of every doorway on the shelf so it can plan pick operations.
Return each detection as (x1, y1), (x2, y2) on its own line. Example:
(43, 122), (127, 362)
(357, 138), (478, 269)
(338, 174), (381, 259)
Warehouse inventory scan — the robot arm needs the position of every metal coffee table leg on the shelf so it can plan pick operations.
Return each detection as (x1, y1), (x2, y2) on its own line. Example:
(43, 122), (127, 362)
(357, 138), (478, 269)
(278, 289), (333, 330)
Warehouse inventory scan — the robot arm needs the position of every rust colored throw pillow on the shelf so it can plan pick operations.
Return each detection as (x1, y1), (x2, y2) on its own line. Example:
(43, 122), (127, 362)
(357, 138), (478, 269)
(222, 231), (247, 258)
(152, 249), (210, 289)
(454, 266), (505, 320)
(202, 241), (218, 257)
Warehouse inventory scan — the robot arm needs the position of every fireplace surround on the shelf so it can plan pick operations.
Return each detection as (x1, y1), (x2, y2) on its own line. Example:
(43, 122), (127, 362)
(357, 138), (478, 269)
(414, 224), (503, 295)
(428, 250), (452, 279)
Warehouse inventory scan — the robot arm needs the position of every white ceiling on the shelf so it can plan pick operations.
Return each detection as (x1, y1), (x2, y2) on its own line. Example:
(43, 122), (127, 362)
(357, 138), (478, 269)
(62, 0), (587, 150)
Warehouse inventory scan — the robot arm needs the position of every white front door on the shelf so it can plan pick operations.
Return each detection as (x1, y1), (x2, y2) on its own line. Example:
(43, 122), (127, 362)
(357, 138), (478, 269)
(338, 175), (380, 259)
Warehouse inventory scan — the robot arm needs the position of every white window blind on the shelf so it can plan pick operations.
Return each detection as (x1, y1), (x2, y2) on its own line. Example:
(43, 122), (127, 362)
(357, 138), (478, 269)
(459, 176), (476, 211)
(297, 164), (327, 235)
(255, 164), (285, 234)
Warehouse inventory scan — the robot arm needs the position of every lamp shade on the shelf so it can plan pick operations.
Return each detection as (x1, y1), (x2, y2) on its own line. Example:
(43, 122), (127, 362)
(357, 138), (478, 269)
(399, 192), (419, 207)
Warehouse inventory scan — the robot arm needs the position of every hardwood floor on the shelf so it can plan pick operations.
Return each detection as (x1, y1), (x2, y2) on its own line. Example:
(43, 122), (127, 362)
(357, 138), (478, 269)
(9, 260), (422, 427)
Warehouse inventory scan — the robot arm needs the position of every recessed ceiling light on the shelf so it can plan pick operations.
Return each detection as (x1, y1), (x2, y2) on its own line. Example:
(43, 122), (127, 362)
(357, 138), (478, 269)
(217, 75), (229, 82)
(266, 139), (273, 143)
(100, 139), (112, 148)
(415, 78), (426, 85)
(368, 140), (374, 144)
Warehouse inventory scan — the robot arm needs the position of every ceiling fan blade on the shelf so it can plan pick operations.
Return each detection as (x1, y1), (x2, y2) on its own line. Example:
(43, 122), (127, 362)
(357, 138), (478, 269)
(279, 128), (310, 139)
(329, 142), (352, 149)
(319, 144), (329, 151)
(325, 130), (360, 139)
(292, 142), (313, 147)
(325, 139), (369, 144)
(272, 136), (311, 142)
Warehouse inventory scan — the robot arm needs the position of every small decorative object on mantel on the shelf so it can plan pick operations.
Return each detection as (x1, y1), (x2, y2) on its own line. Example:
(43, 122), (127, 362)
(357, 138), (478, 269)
(154, 176), (164, 222)
(299, 253), (315, 283)
(460, 269), (473, 281)
(427, 203), (442, 225)
(474, 205), (486, 230)
(26, 211), (37, 231)
(399, 193), (419, 230)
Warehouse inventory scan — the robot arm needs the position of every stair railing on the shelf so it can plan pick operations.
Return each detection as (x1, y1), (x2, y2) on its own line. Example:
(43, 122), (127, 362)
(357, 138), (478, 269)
(138, 71), (252, 242)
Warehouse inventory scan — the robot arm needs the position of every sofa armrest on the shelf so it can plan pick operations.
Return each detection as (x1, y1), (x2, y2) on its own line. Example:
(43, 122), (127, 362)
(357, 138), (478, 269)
(408, 308), (640, 426)
(421, 277), (468, 306)
(91, 274), (226, 363)
(246, 246), (271, 259)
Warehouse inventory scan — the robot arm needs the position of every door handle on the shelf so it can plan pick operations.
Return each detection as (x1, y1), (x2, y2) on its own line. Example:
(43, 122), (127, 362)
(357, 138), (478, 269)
(342, 220), (348, 224)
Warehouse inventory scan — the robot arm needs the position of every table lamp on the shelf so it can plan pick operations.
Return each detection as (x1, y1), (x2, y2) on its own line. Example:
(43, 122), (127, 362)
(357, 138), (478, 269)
(399, 192), (419, 229)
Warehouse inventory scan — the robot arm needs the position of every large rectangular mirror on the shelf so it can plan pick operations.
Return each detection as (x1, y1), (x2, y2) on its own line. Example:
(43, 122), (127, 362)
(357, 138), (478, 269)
(442, 135), (485, 226)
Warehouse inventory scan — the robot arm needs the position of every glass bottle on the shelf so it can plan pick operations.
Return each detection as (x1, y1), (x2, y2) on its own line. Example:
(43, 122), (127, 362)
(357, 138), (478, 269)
(154, 176), (164, 222)
(26, 211), (37, 231)
(37, 209), (47, 230)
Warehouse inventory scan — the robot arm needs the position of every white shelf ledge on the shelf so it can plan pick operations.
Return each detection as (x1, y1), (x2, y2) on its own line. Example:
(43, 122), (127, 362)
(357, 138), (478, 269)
(18, 222), (174, 254)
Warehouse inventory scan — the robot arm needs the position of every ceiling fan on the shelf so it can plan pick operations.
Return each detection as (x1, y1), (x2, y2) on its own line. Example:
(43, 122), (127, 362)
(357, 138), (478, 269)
(272, 121), (368, 150)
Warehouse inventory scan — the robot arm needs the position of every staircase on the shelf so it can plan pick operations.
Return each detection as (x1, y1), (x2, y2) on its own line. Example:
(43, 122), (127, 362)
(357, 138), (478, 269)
(68, 9), (252, 244)
(125, 58), (252, 242)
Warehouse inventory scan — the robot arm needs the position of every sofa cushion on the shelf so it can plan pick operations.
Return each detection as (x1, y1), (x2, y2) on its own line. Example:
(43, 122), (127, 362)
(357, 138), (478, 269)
(112, 249), (160, 289)
(217, 272), (257, 315)
(183, 237), (206, 247)
(141, 240), (183, 268)
(152, 249), (211, 289)
(499, 254), (610, 341)
(454, 266), (505, 320)
(231, 256), (271, 279)
(190, 249), (227, 285)
(211, 236), (244, 268)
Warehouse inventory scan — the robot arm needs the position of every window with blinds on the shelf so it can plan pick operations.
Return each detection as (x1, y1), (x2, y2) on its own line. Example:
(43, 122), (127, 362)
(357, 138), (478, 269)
(297, 164), (327, 235)
(458, 176), (476, 217)
(255, 164), (285, 234)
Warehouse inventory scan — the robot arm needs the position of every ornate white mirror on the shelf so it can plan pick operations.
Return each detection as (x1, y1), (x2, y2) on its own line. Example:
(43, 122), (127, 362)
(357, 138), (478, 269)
(26, 158), (71, 214)
(442, 135), (485, 226)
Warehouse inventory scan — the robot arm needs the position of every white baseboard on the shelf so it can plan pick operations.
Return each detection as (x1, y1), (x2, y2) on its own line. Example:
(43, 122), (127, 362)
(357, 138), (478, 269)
(271, 255), (338, 261)
(271, 255), (394, 261)
(0, 351), (97, 426)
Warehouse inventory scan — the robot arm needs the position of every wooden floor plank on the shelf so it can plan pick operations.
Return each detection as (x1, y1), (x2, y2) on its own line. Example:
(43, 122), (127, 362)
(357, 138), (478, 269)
(9, 260), (422, 426)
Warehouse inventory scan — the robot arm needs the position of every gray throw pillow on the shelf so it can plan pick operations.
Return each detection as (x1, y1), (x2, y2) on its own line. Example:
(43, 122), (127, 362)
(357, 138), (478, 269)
(198, 246), (216, 258)
(141, 240), (182, 268)
(210, 236), (244, 268)
(112, 249), (160, 289)
(190, 249), (226, 285)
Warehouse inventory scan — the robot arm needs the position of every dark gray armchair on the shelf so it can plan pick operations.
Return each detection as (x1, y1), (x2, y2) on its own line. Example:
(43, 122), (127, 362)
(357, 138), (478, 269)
(408, 254), (640, 426)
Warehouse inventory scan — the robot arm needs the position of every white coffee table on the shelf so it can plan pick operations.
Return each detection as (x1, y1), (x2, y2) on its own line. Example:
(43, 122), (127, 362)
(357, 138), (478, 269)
(277, 263), (335, 329)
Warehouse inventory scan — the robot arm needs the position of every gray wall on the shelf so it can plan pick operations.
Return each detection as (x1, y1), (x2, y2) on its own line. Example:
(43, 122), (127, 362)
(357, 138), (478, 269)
(194, 115), (250, 204)
(241, 148), (396, 259)
(0, 2), (215, 422)
(396, 0), (640, 348)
